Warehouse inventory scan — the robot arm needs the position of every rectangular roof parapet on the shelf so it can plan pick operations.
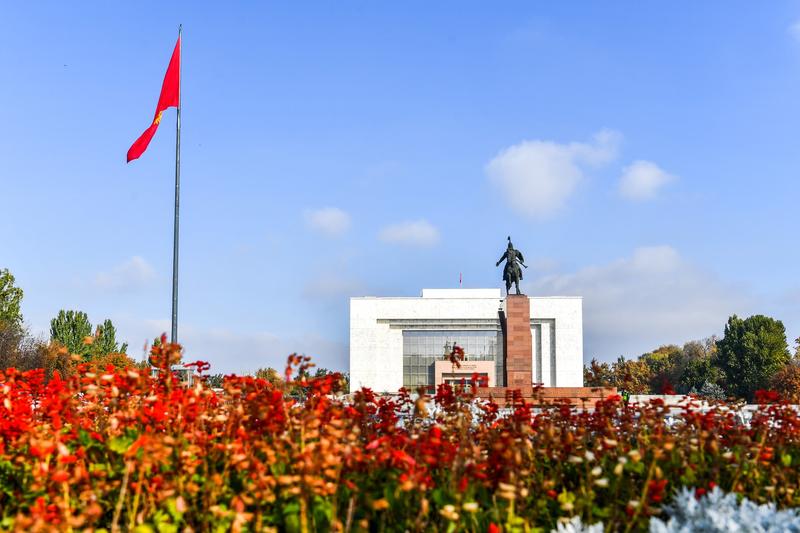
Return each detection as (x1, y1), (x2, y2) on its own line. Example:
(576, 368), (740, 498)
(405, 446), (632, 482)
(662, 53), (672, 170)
(421, 288), (502, 298)
(349, 291), (582, 300)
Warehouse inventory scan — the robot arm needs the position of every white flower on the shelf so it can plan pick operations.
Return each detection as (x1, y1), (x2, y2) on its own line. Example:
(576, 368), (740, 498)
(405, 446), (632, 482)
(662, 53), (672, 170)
(649, 486), (800, 532)
(552, 515), (604, 533)
(462, 501), (479, 512)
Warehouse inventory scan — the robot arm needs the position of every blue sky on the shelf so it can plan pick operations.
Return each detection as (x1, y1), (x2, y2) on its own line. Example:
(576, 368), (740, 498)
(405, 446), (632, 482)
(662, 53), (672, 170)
(3, 2), (800, 373)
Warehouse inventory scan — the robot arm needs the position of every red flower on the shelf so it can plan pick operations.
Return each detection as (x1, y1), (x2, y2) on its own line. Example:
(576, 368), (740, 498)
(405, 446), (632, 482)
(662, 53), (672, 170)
(51, 470), (69, 483)
(648, 479), (668, 503)
(754, 389), (781, 404)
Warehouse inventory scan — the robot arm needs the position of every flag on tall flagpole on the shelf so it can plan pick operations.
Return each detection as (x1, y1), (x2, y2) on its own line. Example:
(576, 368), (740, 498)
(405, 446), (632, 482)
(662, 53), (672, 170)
(127, 28), (183, 344)
(127, 36), (181, 163)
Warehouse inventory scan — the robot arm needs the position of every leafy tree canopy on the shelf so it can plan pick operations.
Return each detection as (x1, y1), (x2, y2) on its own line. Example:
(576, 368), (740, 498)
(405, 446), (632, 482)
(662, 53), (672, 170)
(584, 358), (614, 388)
(205, 373), (224, 388)
(0, 269), (24, 330)
(715, 314), (790, 401)
(254, 367), (283, 386)
(50, 310), (127, 359)
(769, 363), (800, 404)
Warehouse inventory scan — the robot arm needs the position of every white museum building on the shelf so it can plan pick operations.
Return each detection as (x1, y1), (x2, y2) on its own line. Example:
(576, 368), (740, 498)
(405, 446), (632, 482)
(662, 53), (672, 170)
(349, 288), (584, 393)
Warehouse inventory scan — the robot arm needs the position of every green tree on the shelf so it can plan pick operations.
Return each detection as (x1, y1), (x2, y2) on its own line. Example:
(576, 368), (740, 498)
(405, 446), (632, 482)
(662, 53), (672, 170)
(50, 310), (127, 359)
(768, 363), (800, 404)
(92, 319), (128, 356)
(696, 381), (726, 400)
(584, 358), (614, 388)
(640, 345), (684, 394)
(50, 310), (92, 356)
(679, 356), (724, 395)
(715, 314), (791, 401)
(254, 367), (283, 386)
(611, 356), (653, 394)
(0, 269), (24, 330)
(205, 373), (224, 388)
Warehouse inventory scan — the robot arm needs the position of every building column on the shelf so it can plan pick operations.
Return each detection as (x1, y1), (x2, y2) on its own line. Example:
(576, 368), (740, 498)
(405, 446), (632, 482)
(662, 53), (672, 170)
(504, 295), (533, 388)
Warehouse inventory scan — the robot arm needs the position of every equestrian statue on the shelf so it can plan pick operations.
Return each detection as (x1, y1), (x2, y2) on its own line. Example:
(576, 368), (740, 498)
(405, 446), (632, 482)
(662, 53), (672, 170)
(496, 236), (527, 295)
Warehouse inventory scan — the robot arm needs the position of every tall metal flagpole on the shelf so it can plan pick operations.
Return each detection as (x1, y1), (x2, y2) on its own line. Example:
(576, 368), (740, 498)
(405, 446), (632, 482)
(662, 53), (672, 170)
(171, 24), (182, 343)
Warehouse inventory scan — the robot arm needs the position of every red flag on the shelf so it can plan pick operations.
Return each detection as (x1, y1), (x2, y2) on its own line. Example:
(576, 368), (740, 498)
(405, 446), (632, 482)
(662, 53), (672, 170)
(127, 36), (181, 163)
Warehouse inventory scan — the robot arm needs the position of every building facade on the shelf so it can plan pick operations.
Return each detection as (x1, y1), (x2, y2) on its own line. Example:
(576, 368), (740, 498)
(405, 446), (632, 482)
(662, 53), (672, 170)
(349, 288), (583, 393)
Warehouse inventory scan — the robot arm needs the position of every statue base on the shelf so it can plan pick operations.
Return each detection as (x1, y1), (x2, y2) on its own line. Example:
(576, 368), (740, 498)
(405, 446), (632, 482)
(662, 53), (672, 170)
(504, 294), (533, 388)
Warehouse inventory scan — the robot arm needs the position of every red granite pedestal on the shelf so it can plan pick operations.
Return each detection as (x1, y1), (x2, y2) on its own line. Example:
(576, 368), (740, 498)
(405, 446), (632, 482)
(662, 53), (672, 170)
(476, 293), (617, 407)
(504, 295), (533, 388)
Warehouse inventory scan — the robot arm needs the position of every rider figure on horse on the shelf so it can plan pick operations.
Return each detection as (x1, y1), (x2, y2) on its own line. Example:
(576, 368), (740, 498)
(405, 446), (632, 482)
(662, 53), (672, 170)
(496, 236), (527, 295)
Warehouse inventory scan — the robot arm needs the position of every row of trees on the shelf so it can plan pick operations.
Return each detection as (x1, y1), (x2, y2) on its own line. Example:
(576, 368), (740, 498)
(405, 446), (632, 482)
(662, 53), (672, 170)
(0, 268), (135, 377)
(205, 366), (350, 397)
(585, 314), (800, 402)
(2, 268), (349, 391)
(6, 266), (800, 401)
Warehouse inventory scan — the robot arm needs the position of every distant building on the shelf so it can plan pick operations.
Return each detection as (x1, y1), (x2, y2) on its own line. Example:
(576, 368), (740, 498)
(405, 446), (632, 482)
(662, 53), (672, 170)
(349, 288), (583, 393)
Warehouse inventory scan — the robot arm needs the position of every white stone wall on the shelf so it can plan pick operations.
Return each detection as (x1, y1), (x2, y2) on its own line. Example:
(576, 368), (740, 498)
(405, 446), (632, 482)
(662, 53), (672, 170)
(349, 289), (583, 392)
(530, 297), (584, 388)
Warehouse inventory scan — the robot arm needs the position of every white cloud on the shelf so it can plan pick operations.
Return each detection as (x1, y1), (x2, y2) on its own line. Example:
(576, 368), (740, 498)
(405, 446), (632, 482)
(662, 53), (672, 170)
(304, 207), (351, 237)
(94, 256), (155, 291)
(529, 257), (560, 273)
(527, 246), (752, 360)
(789, 20), (800, 41)
(485, 129), (621, 219)
(379, 219), (440, 247)
(618, 160), (677, 201)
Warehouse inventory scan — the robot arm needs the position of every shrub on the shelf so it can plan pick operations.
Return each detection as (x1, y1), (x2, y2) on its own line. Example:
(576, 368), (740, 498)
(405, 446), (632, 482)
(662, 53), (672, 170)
(649, 486), (800, 532)
(769, 363), (800, 404)
(690, 380), (726, 401)
(2, 339), (800, 531)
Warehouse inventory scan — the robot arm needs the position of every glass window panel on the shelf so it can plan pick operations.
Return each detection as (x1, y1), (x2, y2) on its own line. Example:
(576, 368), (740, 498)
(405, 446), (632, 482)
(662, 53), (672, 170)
(403, 329), (502, 387)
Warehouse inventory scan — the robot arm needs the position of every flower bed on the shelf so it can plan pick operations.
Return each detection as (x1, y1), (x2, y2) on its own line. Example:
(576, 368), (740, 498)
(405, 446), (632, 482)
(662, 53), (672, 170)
(1, 339), (800, 532)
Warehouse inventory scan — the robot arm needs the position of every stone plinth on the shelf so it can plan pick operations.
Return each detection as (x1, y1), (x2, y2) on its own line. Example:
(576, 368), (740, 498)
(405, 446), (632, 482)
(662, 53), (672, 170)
(434, 360), (496, 387)
(504, 295), (532, 388)
(476, 386), (618, 407)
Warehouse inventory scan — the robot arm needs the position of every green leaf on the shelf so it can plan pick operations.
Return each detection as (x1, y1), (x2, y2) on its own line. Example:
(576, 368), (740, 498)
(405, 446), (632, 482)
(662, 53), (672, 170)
(557, 490), (575, 505)
(312, 496), (333, 526)
(166, 498), (184, 522)
(108, 435), (135, 455)
(282, 500), (301, 533)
